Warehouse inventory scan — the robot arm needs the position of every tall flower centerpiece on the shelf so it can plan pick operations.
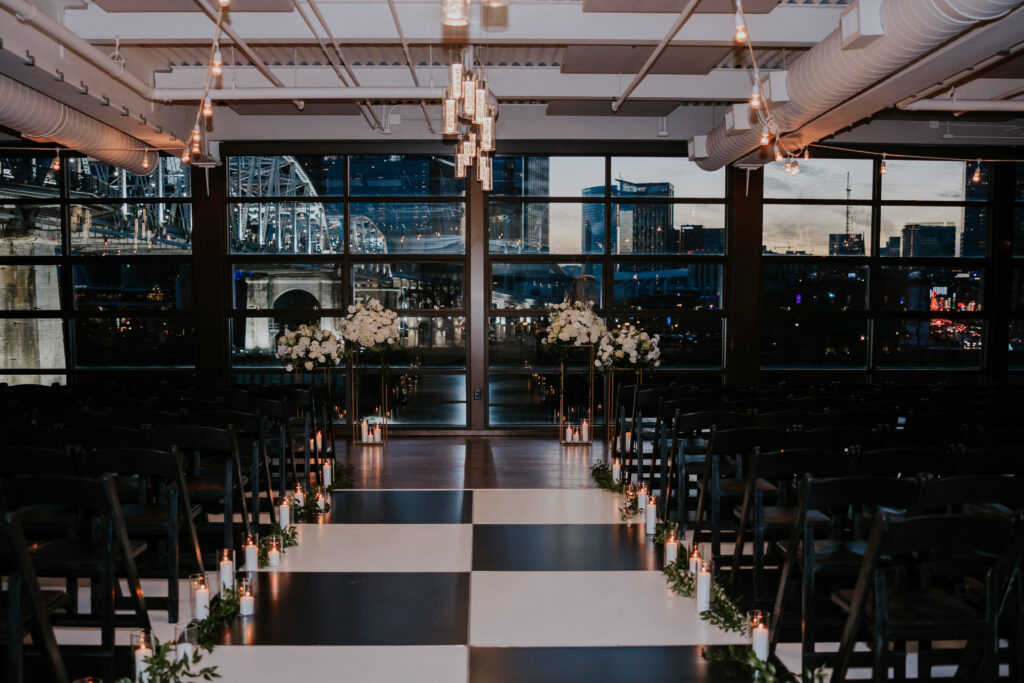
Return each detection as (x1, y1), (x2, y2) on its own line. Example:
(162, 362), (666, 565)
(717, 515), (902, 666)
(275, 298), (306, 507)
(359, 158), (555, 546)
(339, 299), (400, 444)
(598, 322), (661, 458)
(543, 300), (606, 445)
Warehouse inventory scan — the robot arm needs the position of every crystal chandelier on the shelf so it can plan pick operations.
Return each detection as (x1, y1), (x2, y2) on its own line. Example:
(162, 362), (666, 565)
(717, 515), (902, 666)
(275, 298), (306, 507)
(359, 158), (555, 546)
(442, 49), (497, 191)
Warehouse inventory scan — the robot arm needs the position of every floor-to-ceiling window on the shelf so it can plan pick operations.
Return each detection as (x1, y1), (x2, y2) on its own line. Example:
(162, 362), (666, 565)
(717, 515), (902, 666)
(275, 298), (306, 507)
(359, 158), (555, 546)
(227, 154), (468, 426)
(761, 157), (991, 374)
(1011, 162), (1024, 370)
(0, 153), (192, 385)
(486, 156), (726, 425)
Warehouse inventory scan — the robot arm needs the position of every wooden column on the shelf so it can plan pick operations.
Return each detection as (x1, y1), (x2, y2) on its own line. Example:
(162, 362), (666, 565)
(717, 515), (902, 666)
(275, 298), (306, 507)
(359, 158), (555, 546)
(191, 164), (230, 385)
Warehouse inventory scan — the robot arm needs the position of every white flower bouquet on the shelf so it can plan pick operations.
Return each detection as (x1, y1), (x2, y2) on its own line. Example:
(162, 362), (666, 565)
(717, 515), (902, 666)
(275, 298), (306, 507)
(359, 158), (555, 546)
(276, 324), (344, 372)
(339, 298), (400, 354)
(598, 324), (661, 369)
(542, 300), (607, 357)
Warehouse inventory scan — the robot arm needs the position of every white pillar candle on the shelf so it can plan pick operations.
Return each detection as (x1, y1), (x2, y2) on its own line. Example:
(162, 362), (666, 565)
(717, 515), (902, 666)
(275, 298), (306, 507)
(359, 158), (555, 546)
(689, 549), (701, 575)
(664, 534), (678, 567)
(752, 623), (769, 661)
(323, 460), (333, 488)
(361, 419), (369, 443)
(278, 501), (290, 531)
(193, 584), (209, 620)
(134, 644), (151, 683)
(176, 642), (194, 662)
(625, 431), (632, 451)
(219, 553), (234, 591)
(316, 430), (322, 453)
(645, 497), (656, 535)
(373, 425), (382, 443)
(573, 428), (580, 443)
(638, 486), (647, 511)
(317, 493), (326, 512)
(309, 437), (315, 456)
(240, 593), (255, 616)
(581, 420), (589, 442)
(268, 547), (281, 567)
(565, 424), (573, 442)
(696, 563), (712, 611)
(612, 458), (621, 482)
(293, 486), (304, 507)
(244, 542), (258, 570)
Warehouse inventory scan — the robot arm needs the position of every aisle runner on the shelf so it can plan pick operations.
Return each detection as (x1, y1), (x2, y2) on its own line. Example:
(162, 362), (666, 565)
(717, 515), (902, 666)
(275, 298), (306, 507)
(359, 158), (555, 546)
(208, 488), (748, 682)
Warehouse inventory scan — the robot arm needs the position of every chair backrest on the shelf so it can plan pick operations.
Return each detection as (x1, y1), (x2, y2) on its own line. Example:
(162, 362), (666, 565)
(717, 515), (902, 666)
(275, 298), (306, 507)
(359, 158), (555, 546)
(81, 447), (184, 481)
(189, 410), (262, 437)
(799, 427), (877, 451)
(108, 409), (184, 430)
(244, 396), (289, 421)
(1, 474), (116, 516)
(825, 409), (897, 430)
(727, 398), (790, 414)
(753, 410), (830, 430)
(854, 447), (953, 477)
(750, 448), (849, 481)
(675, 410), (751, 436)
(709, 426), (788, 456)
(150, 425), (236, 455)
(917, 475), (1024, 514)
(975, 428), (1024, 449)
(870, 513), (1019, 576)
(0, 446), (79, 477)
(800, 475), (923, 524)
(957, 447), (1024, 475)
(67, 425), (150, 450)
(0, 427), (69, 450)
(882, 426), (965, 450)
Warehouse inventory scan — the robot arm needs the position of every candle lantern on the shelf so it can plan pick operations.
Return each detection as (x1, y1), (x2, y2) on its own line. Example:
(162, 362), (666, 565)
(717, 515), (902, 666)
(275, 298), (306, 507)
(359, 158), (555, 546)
(267, 534), (283, 568)
(218, 548), (235, 591)
(558, 344), (594, 446)
(749, 610), (769, 661)
(238, 578), (256, 616)
(350, 350), (389, 445)
(314, 485), (327, 513)
(131, 629), (152, 683)
(174, 623), (198, 663)
(190, 573), (210, 620)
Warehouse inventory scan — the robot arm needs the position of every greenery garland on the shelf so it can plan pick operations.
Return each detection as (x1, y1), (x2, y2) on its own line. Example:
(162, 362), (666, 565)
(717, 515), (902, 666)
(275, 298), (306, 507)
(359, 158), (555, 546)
(114, 635), (219, 683)
(325, 462), (355, 491)
(197, 586), (240, 651)
(591, 460), (625, 493)
(619, 496), (639, 520)
(703, 646), (827, 683)
(257, 522), (299, 569)
(663, 559), (746, 634)
(652, 522), (676, 544)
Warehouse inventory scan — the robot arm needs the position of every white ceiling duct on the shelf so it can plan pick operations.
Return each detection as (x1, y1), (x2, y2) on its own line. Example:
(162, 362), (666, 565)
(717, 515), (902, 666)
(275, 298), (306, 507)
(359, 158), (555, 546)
(0, 72), (155, 175)
(696, 0), (1023, 170)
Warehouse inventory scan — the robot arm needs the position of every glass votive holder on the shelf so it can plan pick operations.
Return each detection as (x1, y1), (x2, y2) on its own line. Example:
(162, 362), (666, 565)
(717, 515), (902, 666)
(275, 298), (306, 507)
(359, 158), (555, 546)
(243, 532), (259, 570)
(749, 610), (769, 661)
(218, 547), (236, 591)
(266, 534), (283, 568)
(175, 622), (198, 662)
(293, 482), (306, 507)
(695, 558), (713, 612)
(238, 577), (256, 617)
(189, 573), (210, 621)
(130, 629), (152, 681)
(314, 485), (326, 513)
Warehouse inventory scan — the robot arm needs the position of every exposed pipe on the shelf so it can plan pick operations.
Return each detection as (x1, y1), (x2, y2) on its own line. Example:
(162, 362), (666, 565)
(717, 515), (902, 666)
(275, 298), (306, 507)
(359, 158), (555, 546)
(0, 72), (155, 174)
(0, 0), (153, 97)
(151, 86), (446, 101)
(385, 0), (437, 135)
(305, 0), (384, 130)
(697, 0), (1024, 170)
(610, 0), (701, 113)
(291, 0), (380, 130)
(899, 98), (1024, 111)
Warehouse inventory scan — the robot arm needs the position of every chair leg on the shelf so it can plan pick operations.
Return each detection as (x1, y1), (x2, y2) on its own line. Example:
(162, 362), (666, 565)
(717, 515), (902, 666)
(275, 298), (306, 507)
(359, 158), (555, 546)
(168, 493), (180, 624)
(710, 457), (722, 564)
(7, 573), (23, 683)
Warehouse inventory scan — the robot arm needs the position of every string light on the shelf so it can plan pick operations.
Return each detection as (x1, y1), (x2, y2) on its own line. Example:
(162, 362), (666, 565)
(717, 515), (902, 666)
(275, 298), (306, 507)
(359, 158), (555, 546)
(774, 143), (783, 163)
(791, 159), (799, 175)
(181, 150), (191, 164)
(734, 11), (747, 42)
(218, 0), (230, 6)
(202, 97), (213, 117)
(880, 153), (887, 175)
(212, 47), (223, 76)
(749, 81), (761, 109)
(784, 157), (792, 174)
(972, 159), (981, 183)
(759, 127), (770, 146)
(51, 152), (60, 171)
(142, 156), (150, 171)
(442, 96), (457, 135)
(803, 148), (809, 162)
(441, 0), (470, 27)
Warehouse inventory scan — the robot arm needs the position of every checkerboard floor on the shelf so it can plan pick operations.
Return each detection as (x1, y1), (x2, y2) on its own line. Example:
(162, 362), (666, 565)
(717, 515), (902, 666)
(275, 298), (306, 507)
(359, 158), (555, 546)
(50, 440), (752, 682)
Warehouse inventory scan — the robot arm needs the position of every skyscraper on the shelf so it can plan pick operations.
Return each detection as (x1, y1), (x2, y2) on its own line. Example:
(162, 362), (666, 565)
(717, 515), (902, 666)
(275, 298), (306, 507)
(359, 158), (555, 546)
(584, 179), (674, 253)
(882, 236), (901, 257)
(828, 233), (866, 255)
(901, 223), (956, 257)
(961, 161), (989, 257)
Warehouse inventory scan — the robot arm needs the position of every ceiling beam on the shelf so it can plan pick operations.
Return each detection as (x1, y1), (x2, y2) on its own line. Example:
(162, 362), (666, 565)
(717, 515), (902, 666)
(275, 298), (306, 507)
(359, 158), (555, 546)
(154, 65), (762, 102)
(64, 3), (840, 47)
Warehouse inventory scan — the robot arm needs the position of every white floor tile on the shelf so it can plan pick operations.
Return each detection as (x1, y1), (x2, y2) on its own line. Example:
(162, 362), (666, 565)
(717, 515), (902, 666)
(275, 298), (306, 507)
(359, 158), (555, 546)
(260, 524), (473, 573)
(472, 489), (628, 525)
(469, 571), (750, 647)
(206, 645), (468, 683)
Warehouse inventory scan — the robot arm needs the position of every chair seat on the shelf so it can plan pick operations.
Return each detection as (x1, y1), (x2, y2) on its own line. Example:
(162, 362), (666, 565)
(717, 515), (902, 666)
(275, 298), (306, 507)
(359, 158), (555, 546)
(720, 478), (776, 494)
(0, 590), (68, 640)
(187, 474), (249, 498)
(121, 503), (203, 533)
(832, 586), (984, 634)
(734, 506), (829, 530)
(28, 538), (148, 573)
(778, 538), (870, 574)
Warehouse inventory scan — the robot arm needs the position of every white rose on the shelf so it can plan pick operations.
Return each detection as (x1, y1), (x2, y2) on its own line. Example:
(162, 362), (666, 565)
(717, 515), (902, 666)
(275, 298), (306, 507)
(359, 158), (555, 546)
(304, 361), (314, 371)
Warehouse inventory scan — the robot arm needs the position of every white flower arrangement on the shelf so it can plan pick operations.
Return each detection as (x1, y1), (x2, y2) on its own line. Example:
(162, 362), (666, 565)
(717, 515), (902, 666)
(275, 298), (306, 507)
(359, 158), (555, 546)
(276, 324), (344, 372)
(542, 300), (607, 355)
(597, 324), (661, 369)
(339, 298), (400, 353)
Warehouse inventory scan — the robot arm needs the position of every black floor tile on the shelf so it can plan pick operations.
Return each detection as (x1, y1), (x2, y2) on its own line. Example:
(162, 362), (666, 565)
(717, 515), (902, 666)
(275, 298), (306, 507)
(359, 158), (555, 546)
(325, 490), (472, 524)
(472, 524), (662, 571)
(217, 572), (470, 645)
(469, 646), (752, 683)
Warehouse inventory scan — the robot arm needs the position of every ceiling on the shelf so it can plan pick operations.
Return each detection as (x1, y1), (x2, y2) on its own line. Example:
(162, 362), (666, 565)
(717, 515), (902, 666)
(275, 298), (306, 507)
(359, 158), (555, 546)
(0, 0), (1021, 158)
